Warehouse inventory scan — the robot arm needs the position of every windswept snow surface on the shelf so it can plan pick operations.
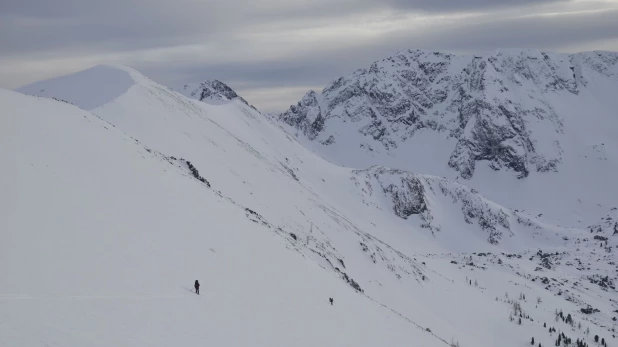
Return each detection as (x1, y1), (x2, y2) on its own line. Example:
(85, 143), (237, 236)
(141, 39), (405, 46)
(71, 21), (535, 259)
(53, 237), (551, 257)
(4, 61), (617, 347)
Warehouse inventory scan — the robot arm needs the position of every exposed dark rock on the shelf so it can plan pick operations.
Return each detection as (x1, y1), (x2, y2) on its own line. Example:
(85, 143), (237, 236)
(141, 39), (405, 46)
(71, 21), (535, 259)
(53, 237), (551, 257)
(168, 157), (211, 188)
(183, 160), (211, 187)
(581, 307), (600, 314)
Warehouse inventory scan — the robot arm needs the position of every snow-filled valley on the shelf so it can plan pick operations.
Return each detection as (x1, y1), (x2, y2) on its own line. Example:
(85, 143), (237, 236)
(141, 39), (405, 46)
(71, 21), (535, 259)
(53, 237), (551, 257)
(3, 51), (617, 347)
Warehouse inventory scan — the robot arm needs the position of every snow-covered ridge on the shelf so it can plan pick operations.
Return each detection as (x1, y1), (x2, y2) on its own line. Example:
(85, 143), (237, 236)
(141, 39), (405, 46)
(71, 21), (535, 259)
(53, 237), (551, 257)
(277, 49), (618, 180)
(16, 64), (257, 113)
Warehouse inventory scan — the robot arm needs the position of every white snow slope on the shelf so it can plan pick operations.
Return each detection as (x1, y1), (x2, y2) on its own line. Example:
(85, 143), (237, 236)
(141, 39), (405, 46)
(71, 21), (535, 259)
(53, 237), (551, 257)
(5, 63), (617, 347)
(1, 89), (438, 347)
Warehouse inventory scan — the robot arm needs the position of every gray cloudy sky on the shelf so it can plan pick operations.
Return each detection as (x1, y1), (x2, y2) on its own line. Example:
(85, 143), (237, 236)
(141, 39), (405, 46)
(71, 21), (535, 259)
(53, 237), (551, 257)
(1, 0), (618, 112)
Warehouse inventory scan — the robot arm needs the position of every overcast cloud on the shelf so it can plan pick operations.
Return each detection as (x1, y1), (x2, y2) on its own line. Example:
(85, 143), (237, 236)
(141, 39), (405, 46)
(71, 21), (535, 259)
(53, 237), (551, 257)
(1, 0), (617, 112)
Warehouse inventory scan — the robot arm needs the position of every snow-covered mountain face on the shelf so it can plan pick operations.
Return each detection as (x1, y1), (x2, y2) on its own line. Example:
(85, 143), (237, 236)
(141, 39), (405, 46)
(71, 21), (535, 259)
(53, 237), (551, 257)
(278, 49), (618, 179)
(7, 62), (617, 347)
(277, 49), (618, 224)
(176, 79), (252, 107)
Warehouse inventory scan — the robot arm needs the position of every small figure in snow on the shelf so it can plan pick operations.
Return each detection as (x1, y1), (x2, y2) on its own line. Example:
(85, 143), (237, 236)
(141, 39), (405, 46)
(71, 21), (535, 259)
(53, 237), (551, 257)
(195, 280), (200, 295)
(329, 297), (334, 305)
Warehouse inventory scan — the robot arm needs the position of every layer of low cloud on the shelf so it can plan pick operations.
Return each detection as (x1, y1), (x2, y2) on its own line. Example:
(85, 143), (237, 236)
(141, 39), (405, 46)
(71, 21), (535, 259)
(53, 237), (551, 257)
(1, 0), (617, 112)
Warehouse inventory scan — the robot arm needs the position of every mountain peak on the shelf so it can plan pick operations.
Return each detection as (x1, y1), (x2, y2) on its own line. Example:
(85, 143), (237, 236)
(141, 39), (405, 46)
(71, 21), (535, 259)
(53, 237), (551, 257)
(177, 80), (250, 107)
(15, 64), (147, 110)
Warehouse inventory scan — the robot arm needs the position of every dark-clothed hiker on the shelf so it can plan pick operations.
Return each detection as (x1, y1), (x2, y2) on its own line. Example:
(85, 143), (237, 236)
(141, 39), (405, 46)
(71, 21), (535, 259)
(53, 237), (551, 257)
(195, 280), (200, 295)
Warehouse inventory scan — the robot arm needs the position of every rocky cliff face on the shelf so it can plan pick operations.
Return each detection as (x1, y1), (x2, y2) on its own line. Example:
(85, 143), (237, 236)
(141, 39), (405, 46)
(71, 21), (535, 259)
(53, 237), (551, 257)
(278, 49), (618, 179)
(350, 166), (546, 245)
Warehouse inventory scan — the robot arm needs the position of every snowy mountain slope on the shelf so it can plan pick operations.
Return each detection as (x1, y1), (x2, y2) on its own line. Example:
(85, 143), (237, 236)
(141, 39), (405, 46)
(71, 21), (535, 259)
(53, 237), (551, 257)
(7, 65), (617, 347)
(176, 80), (253, 107)
(276, 49), (618, 225)
(0, 89), (448, 347)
